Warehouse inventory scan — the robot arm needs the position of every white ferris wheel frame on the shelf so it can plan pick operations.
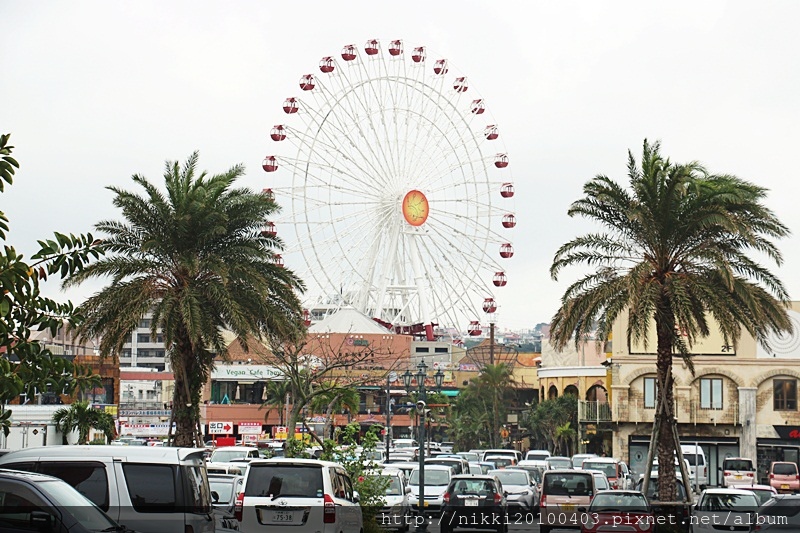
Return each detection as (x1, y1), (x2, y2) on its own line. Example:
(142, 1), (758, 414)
(266, 39), (515, 338)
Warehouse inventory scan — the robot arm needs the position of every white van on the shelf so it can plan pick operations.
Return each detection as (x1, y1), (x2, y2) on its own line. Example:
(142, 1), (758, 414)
(0, 445), (215, 533)
(238, 458), (362, 533)
(680, 444), (708, 489)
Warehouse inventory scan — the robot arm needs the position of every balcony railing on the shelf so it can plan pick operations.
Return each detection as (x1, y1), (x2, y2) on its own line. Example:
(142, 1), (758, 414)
(578, 400), (613, 422)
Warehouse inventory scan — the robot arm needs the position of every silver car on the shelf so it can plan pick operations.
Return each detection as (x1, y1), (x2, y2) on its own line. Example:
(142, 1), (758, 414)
(489, 469), (539, 512)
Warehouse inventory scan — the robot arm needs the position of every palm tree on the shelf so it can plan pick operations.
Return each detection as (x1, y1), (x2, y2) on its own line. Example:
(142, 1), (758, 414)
(52, 401), (116, 444)
(66, 153), (305, 446)
(554, 422), (576, 457)
(549, 139), (792, 502)
(309, 386), (360, 440)
(262, 380), (292, 426)
(459, 363), (517, 448)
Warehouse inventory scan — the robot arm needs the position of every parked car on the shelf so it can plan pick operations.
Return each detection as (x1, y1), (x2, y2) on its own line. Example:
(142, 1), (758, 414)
(208, 473), (243, 530)
(0, 468), (130, 533)
(581, 458), (633, 490)
(591, 471), (610, 491)
(489, 468), (539, 513)
(750, 494), (800, 531)
(509, 461), (544, 485)
(769, 461), (800, 494)
(0, 445), (215, 533)
(721, 457), (756, 487)
(456, 452), (480, 463)
(539, 469), (595, 533)
(733, 483), (777, 506)
(481, 449), (522, 463)
(545, 456), (573, 471)
(525, 450), (551, 462)
(580, 490), (655, 533)
(408, 464), (453, 517)
(440, 474), (507, 533)
(468, 463), (485, 475)
(206, 445), (260, 475)
(636, 475), (691, 531)
(570, 453), (598, 469)
(681, 444), (709, 489)
(691, 488), (759, 533)
(237, 458), (363, 533)
(372, 468), (412, 532)
(426, 457), (469, 475)
(484, 455), (516, 470)
(440, 442), (455, 453)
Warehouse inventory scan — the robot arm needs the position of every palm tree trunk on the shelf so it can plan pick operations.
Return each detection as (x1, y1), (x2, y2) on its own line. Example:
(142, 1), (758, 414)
(172, 331), (201, 447)
(655, 305), (678, 503)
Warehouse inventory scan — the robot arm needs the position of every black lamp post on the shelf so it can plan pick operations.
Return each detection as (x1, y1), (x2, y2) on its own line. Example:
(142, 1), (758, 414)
(403, 359), (444, 532)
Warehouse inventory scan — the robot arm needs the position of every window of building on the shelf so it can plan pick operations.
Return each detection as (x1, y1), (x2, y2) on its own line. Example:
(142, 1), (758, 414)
(139, 318), (151, 329)
(156, 334), (164, 343)
(644, 377), (657, 409)
(122, 349), (131, 358)
(155, 350), (165, 358)
(415, 347), (430, 353)
(774, 379), (798, 411)
(137, 333), (150, 343)
(700, 378), (723, 410)
(138, 350), (150, 358)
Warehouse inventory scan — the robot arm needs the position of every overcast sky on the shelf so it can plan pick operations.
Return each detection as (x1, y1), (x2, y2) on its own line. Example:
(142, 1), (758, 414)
(3, 1), (800, 331)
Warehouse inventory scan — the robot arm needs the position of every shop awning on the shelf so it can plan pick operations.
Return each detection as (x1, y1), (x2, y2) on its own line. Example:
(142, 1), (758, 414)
(441, 390), (460, 397)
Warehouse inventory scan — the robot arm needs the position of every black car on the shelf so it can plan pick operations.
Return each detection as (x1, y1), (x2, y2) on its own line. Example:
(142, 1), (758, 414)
(440, 474), (507, 533)
(0, 468), (129, 533)
(751, 494), (800, 531)
(636, 476), (691, 531)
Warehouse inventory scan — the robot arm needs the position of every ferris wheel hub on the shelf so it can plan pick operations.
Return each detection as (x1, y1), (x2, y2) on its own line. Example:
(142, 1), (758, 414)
(401, 189), (429, 227)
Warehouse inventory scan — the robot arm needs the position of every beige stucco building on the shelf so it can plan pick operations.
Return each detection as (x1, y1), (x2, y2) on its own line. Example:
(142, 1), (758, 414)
(604, 303), (800, 485)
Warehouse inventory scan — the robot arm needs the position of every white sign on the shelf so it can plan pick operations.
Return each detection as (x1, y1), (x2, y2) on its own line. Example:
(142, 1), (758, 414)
(210, 365), (284, 381)
(119, 423), (175, 436)
(209, 421), (234, 434)
(238, 422), (262, 435)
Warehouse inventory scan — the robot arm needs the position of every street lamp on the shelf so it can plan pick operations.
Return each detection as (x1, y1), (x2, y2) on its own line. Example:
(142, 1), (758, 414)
(404, 359), (444, 532)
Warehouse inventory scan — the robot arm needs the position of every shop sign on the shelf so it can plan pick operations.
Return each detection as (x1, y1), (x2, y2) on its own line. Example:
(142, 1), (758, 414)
(772, 426), (800, 440)
(238, 422), (262, 435)
(210, 365), (284, 380)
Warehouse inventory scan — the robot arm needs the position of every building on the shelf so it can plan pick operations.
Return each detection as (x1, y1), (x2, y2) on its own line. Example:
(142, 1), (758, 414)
(119, 315), (167, 370)
(601, 304), (800, 485)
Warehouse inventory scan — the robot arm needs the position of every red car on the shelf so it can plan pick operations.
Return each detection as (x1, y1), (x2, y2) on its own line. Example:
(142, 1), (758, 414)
(580, 490), (655, 533)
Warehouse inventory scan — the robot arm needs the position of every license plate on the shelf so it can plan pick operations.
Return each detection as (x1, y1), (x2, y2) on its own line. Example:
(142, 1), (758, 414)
(735, 475), (742, 479)
(561, 504), (576, 511)
(781, 484), (790, 490)
(270, 511), (294, 523)
(466, 499), (478, 506)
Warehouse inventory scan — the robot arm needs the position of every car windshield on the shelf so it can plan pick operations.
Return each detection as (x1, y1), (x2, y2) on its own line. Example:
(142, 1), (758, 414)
(409, 469), (450, 486)
(583, 462), (617, 478)
(527, 453), (549, 461)
(244, 465), (323, 498)
(594, 474), (609, 490)
(374, 476), (403, 495)
(547, 458), (572, 469)
(365, 451), (383, 461)
(591, 492), (648, 512)
(697, 493), (758, 512)
(724, 460), (753, 471)
(492, 471), (528, 486)
(639, 479), (687, 500)
(459, 453), (479, 462)
(40, 479), (119, 532)
(544, 473), (592, 496)
(210, 450), (249, 463)
(773, 463), (798, 476)
(487, 457), (513, 467)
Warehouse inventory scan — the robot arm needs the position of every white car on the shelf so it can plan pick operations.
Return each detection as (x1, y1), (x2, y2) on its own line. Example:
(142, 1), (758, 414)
(408, 464), (453, 517)
(206, 445), (260, 475)
(374, 469), (412, 531)
(237, 458), (363, 533)
(691, 488), (759, 533)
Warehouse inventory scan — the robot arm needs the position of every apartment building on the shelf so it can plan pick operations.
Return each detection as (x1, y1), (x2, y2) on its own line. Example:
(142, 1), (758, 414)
(119, 315), (167, 370)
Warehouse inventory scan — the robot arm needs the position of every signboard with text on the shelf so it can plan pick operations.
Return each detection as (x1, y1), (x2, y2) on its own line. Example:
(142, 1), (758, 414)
(119, 423), (174, 436)
(238, 422), (262, 435)
(210, 365), (284, 381)
(209, 421), (234, 434)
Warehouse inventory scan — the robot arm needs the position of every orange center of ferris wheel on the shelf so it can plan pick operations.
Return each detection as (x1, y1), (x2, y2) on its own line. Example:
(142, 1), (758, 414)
(401, 190), (429, 227)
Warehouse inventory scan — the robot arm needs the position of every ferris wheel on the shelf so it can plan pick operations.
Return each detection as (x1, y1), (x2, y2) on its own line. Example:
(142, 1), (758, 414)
(263, 39), (516, 341)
